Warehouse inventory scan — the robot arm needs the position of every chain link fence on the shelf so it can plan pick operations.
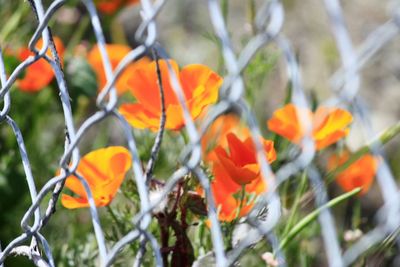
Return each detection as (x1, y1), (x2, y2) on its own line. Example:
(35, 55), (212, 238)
(1, 0), (400, 266)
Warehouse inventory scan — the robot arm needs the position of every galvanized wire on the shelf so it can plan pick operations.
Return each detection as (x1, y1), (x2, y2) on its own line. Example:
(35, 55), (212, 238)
(0, 0), (399, 266)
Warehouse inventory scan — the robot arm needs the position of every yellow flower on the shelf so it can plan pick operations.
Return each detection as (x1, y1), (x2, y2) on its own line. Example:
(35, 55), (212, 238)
(61, 146), (132, 209)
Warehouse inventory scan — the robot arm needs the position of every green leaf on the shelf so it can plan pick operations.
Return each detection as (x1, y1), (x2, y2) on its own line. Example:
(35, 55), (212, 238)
(279, 187), (361, 250)
(3, 53), (22, 78)
(66, 57), (98, 97)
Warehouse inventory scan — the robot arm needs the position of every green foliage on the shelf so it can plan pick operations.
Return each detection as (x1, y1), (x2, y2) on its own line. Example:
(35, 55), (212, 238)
(244, 50), (279, 104)
(66, 56), (98, 99)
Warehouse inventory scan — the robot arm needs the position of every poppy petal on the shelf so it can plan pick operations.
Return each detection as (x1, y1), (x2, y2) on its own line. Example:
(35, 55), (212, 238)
(179, 64), (222, 100)
(121, 60), (222, 131)
(64, 175), (87, 198)
(88, 44), (149, 95)
(268, 104), (311, 143)
(17, 36), (64, 92)
(313, 107), (352, 142)
(262, 139), (277, 162)
(101, 151), (132, 199)
(61, 194), (90, 209)
(211, 162), (242, 221)
(17, 60), (54, 92)
(119, 103), (161, 130)
(126, 60), (180, 112)
(226, 133), (256, 166)
(245, 176), (267, 194)
(315, 129), (349, 150)
(334, 154), (377, 195)
(217, 153), (259, 184)
(62, 146), (131, 209)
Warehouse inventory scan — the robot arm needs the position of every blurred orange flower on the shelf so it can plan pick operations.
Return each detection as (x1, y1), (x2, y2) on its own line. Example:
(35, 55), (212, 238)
(119, 59), (223, 131)
(267, 103), (353, 150)
(87, 44), (150, 95)
(213, 132), (276, 185)
(61, 146), (132, 209)
(95, 0), (139, 14)
(17, 37), (65, 92)
(328, 151), (378, 195)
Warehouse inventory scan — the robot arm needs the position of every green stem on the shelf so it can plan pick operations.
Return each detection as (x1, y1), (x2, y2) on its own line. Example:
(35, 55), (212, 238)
(379, 227), (400, 250)
(327, 120), (400, 183)
(65, 16), (90, 59)
(221, 0), (229, 25)
(280, 178), (290, 207)
(196, 220), (206, 254)
(217, 0), (229, 75)
(352, 199), (361, 229)
(106, 206), (125, 239)
(0, 2), (30, 44)
(248, 0), (256, 34)
(226, 185), (246, 249)
(180, 130), (190, 145)
(229, 185), (246, 229)
(237, 185), (246, 217)
(282, 171), (308, 236)
(279, 187), (361, 250)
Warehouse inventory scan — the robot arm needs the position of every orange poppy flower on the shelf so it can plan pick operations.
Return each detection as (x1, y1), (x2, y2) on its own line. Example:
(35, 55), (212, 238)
(213, 132), (276, 185)
(95, 0), (139, 14)
(267, 103), (353, 150)
(201, 113), (250, 157)
(328, 151), (378, 195)
(119, 59), (223, 131)
(61, 146), (132, 209)
(210, 161), (266, 222)
(17, 37), (65, 92)
(199, 132), (273, 222)
(205, 133), (276, 222)
(87, 44), (150, 95)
